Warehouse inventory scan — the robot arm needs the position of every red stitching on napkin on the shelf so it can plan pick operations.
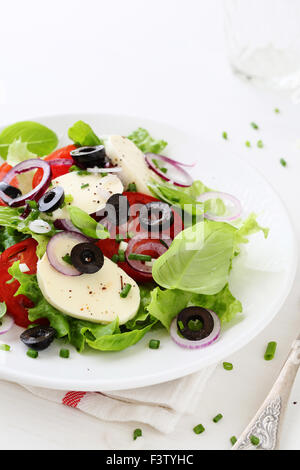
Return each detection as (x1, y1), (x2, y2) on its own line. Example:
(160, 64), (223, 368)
(62, 391), (86, 408)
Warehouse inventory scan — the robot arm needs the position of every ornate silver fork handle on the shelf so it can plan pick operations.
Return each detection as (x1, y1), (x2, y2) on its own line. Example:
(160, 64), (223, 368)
(232, 335), (300, 450)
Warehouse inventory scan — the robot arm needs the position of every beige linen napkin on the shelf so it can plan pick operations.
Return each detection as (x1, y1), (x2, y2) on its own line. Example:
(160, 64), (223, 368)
(22, 366), (216, 433)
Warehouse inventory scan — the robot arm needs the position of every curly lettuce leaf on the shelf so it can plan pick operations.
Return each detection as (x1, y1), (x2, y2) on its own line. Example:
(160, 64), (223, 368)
(0, 226), (29, 253)
(68, 121), (102, 147)
(235, 212), (269, 245)
(190, 284), (242, 324)
(147, 287), (192, 330)
(6, 139), (37, 167)
(128, 128), (167, 154)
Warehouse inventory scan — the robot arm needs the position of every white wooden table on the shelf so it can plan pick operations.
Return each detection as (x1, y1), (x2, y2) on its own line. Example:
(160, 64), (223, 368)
(0, 0), (300, 450)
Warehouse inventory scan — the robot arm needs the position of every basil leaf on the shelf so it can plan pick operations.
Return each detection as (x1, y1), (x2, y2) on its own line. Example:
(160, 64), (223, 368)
(68, 121), (102, 147)
(67, 206), (109, 239)
(0, 302), (7, 319)
(0, 121), (58, 159)
(86, 323), (155, 351)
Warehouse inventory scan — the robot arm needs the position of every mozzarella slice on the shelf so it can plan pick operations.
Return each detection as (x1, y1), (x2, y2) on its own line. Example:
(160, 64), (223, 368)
(37, 253), (140, 324)
(104, 135), (158, 195)
(50, 172), (123, 220)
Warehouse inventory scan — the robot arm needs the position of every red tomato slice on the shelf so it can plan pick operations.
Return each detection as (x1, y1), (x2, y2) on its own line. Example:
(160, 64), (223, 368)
(0, 239), (38, 327)
(96, 191), (184, 283)
(32, 145), (76, 188)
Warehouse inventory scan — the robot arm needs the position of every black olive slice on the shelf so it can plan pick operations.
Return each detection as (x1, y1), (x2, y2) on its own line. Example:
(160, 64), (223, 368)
(70, 145), (108, 168)
(71, 242), (104, 274)
(177, 307), (214, 341)
(139, 201), (174, 232)
(106, 193), (130, 226)
(20, 326), (56, 351)
(38, 186), (65, 212)
(0, 181), (22, 199)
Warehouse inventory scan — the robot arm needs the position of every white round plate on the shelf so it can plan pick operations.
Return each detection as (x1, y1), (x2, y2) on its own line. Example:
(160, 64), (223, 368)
(0, 113), (297, 391)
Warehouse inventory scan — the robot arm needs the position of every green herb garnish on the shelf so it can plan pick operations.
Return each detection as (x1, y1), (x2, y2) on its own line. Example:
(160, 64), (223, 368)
(213, 413), (223, 423)
(62, 254), (72, 265)
(81, 183), (89, 189)
(223, 362), (233, 371)
(280, 158), (287, 167)
(230, 436), (237, 446)
(0, 344), (10, 351)
(60, 348), (70, 358)
(149, 339), (160, 349)
(27, 349), (38, 359)
(257, 140), (264, 148)
(264, 341), (277, 361)
(133, 428), (142, 440)
(250, 435), (260, 446)
(222, 131), (228, 140)
(127, 183), (137, 192)
(251, 122), (259, 130)
(120, 284), (132, 298)
(193, 424), (205, 434)
(128, 253), (152, 262)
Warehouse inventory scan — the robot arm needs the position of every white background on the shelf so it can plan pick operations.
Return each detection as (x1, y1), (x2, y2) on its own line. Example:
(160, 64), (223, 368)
(0, 0), (300, 450)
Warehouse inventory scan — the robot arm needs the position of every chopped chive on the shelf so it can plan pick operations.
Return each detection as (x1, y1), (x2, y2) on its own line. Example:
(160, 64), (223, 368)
(69, 165), (81, 172)
(111, 254), (119, 263)
(116, 234), (124, 243)
(251, 122), (259, 130)
(27, 349), (38, 359)
(60, 348), (70, 358)
(250, 435), (260, 446)
(193, 424), (205, 434)
(133, 428), (142, 440)
(81, 183), (89, 189)
(149, 339), (160, 349)
(274, 108), (280, 113)
(257, 140), (264, 148)
(127, 182), (137, 192)
(118, 249), (125, 262)
(0, 344), (10, 351)
(120, 283), (132, 298)
(230, 436), (237, 446)
(222, 131), (228, 140)
(128, 253), (152, 262)
(245, 141), (251, 148)
(62, 254), (72, 265)
(264, 341), (277, 361)
(213, 413), (223, 423)
(159, 239), (169, 249)
(101, 172), (108, 177)
(280, 158), (287, 167)
(223, 362), (233, 371)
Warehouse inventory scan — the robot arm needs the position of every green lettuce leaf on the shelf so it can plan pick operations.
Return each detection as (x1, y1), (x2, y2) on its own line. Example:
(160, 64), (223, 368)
(152, 219), (237, 295)
(68, 121), (102, 147)
(147, 283), (242, 327)
(128, 128), (167, 154)
(147, 287), (192, 330)
(190, 284), (242, 323)
(86, 323), (154, 351)
(125, 284), (155, 330)
(0, 121), (58, 159)
(235, 212), (269, 245)
(67, 206), (109, 239)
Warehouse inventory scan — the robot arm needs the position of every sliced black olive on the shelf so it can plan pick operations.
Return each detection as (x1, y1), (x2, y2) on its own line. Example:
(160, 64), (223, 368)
(0, 181), (22, 199)
(139, 201), (174, 232)
(38, 186), (65, 212)
(20, 326), (56, 351)
(70, 145), (108, 168)
(106, 193), (130, 226)
(177, 307), (214, 341)
(71, 242), (104, 274)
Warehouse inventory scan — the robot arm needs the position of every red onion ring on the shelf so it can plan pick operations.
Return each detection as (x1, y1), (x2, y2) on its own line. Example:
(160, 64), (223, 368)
(0, 315), (14, 335)
(170, 310), (220, 349)
(0, 159), (51, 207)
(145, 153), (194, 187)
(198, 191), (242, 222)
(46, 231), (90, 276)
(125, 234), (171, 275)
